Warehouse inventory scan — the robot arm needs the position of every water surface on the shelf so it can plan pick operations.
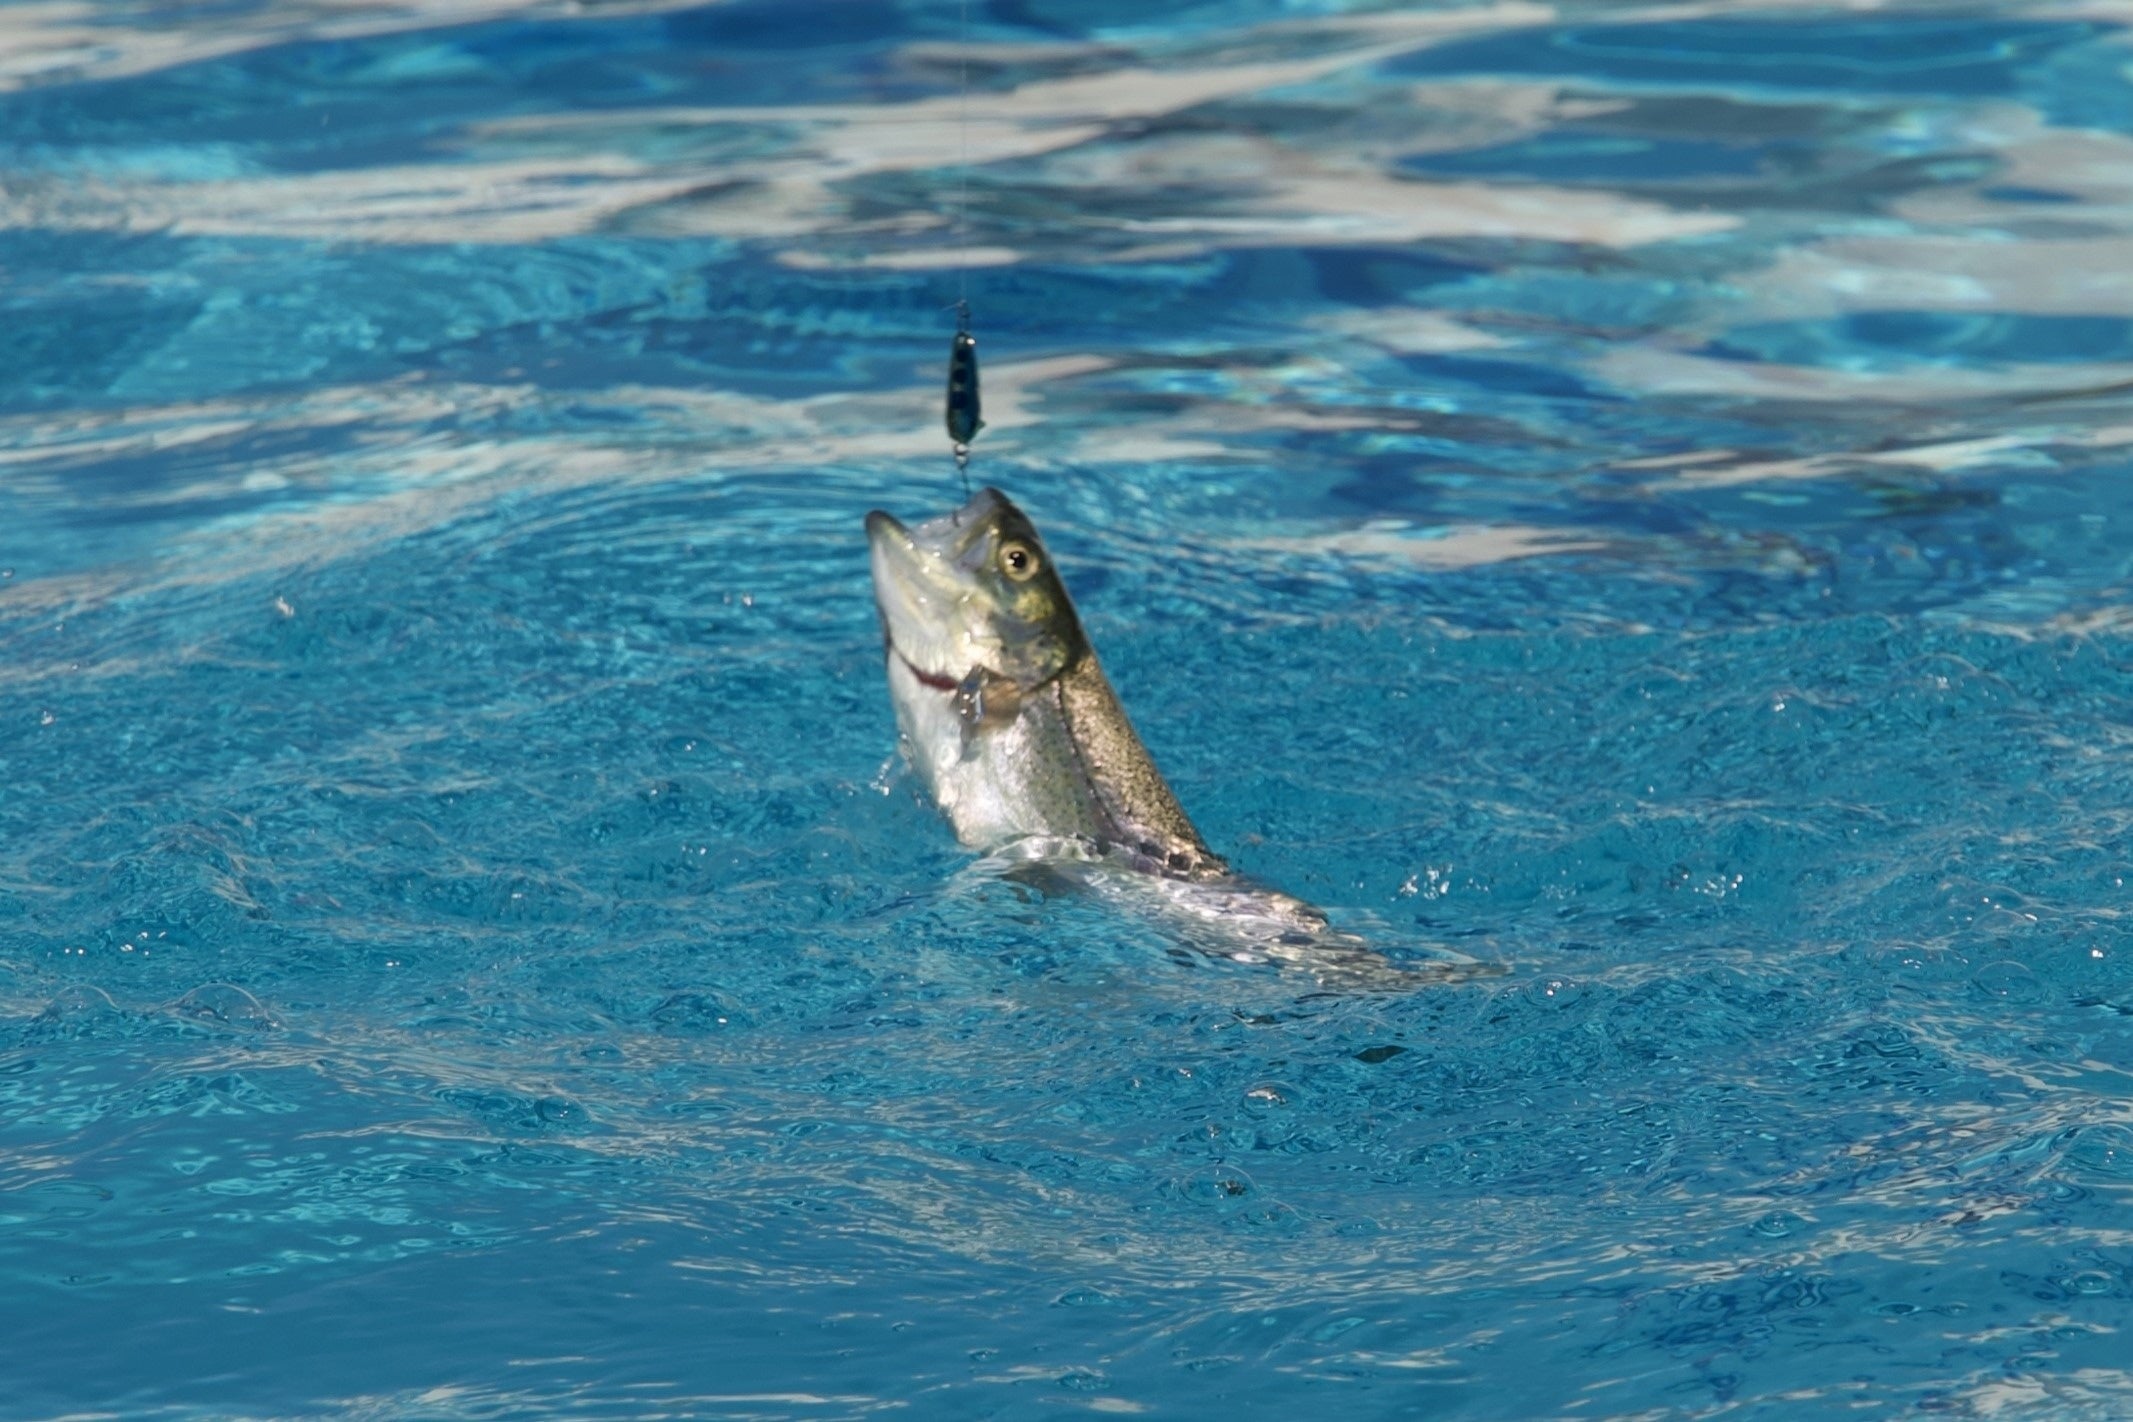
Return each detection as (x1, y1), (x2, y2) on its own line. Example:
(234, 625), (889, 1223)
(4, 1), (2133, 1416)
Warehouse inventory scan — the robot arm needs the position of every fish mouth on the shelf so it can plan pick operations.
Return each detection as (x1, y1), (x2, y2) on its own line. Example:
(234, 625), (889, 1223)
(896, 651), (959, 694)
(866, 507), (968, 695)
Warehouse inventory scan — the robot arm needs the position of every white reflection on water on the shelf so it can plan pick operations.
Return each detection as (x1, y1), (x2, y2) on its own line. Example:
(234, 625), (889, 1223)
(1, 0), (2130, 614)
(2, 3), (1735, 254)
(0, 349), (1153, 615)
(1, 153), (721, 244)
(0, 0), (698, 93)
(1597, 348), (2133, 402)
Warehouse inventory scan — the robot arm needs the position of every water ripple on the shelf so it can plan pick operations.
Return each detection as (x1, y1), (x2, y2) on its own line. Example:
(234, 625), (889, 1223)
(7, 2), (2133, 1418)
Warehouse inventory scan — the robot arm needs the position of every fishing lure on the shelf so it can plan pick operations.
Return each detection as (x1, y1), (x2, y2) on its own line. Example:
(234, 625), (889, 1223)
(944, 300), (983, 473)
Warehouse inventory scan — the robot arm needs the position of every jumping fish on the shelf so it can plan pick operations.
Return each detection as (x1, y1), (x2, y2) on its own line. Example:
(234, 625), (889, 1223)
(865, 486), (1478, 982)
(866, 486), (1221, 875)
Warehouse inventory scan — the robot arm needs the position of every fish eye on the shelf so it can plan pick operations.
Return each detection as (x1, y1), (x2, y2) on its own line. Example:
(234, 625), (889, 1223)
(998, 540), (1040, 582)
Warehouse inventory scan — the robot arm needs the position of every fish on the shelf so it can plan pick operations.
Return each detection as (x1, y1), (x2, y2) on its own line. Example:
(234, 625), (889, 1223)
(866, 485), (1222, 878)
(864, 485), (1485, 985)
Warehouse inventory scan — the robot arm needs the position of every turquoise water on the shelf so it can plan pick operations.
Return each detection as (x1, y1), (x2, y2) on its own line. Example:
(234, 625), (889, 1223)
(5, 2), (2133, 1416)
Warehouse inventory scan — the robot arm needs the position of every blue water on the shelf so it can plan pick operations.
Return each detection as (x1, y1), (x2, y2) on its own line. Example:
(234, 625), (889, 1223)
(5, 2), (2133, 1416)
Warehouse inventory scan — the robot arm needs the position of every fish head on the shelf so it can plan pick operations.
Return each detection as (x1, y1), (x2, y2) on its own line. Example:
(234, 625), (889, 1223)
(865, 486), (1085, 694)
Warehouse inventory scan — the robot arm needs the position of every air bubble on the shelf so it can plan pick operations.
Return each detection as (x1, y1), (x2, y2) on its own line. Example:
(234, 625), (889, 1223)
(1865, 942), (1967, 980)
(2065, 1124), (2133, 1180)
(1973, 961), (2043, 1002)
(1054, 1287), (1119, 1308)
(1523, 975), (1582, 1009)
(650, 990), (750, 1033)
(1174, 1163), (1256, 1208)
(171, 983), (275, 1031)
(36, 985), (122, 1028)
(1241, 1199), (1306, 1232)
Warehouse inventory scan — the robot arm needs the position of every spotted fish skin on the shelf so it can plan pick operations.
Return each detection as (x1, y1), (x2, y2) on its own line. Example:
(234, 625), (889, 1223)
(865, 486), (1224, 879)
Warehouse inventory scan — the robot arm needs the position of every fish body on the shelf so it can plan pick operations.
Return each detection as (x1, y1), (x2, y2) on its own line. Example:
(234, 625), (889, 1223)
(865, 486), (1222, 878)
(865, 486), (1489, 987)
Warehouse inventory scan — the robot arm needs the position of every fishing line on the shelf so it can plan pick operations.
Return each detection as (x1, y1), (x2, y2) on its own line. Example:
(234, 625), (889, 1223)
(941, 0), (983, 502)
(957, 0), (969, 316)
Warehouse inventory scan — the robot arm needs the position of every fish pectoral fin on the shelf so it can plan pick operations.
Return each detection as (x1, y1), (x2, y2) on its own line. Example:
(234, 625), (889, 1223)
(952, 667), (1023, 760)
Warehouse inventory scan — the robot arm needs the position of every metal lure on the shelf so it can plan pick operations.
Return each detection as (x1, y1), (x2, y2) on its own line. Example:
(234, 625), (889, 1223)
(944, 329), (983, 452)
